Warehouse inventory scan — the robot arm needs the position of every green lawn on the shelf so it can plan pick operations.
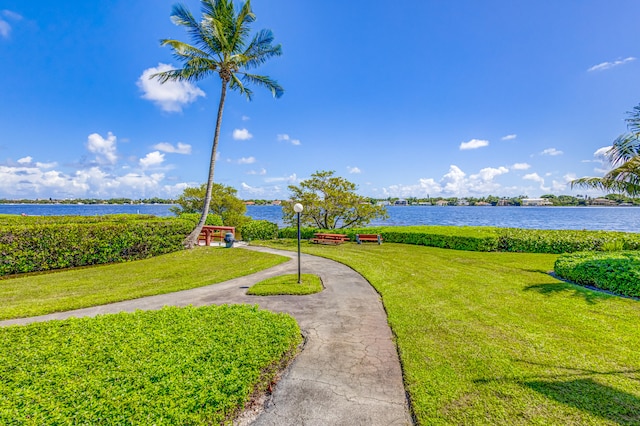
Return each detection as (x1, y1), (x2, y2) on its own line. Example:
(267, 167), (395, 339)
(247, 273), (323, 295)
(259, 240), (640, 425)
(0, 247), (288, 320)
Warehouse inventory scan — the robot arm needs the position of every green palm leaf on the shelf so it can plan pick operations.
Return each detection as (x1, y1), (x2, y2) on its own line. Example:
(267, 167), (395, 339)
(151, 0), (283, 248)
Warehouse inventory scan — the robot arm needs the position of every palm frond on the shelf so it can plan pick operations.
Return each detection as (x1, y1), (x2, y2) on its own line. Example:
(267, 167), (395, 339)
(243, 29), (282, 69)
(239, 73), (284, 98)
(229, 73), (253, 100)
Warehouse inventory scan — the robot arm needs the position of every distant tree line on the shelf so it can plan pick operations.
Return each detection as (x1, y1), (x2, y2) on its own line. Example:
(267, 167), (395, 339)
(0, 197), (176, 205)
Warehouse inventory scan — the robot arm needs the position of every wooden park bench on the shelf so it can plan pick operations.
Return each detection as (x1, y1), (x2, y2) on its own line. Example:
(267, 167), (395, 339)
(198, 225), (235, 246)
(355, 234), (383, 244)
(310, 233), (350, 245)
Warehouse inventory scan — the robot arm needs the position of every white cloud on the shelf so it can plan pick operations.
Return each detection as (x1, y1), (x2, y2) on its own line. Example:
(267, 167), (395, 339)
(501, 134), (517, 141)
(472, 166), (509, 181)
(523, 172), (550, 191)
(139, 151), (165, 169)
(87, 132), (118, 165)
(264, 173), (297, 184)
(381, 164), (510, 197)
(247, 168), (267, 175)
(511, 162), (531, 170)
(277, 133), (301, 145)
(460, 139), (489, 150)
(240, 182), (265, 195)
(238, 156), (256, 164)
(137, 63), (205, 113)
(541, 148), (563, 156)
(593, 146), (611, 158)
(36, 161), (57, 169)
(347, 166), (361, 174)
(588, 57), (636, 72)
(241, 115), (250, 121)
(153, 142), (191, 154)
(0, 20), (10, 38)
(17, 156), (32, 164)
(0, 10), (22, 39)
(441, 165), (467, 192)
(233, 128), (253, 141)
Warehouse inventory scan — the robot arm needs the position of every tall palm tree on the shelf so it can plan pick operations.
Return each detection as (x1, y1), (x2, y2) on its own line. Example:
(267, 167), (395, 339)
(572, 104), (640, 196)
(153, 0), (283, 248)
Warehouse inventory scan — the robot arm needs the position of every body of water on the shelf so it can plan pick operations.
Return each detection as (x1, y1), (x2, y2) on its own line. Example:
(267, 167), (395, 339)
(1, 204), (638, 233)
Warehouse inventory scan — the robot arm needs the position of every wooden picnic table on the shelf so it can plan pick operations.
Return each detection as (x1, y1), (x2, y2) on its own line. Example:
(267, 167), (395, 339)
(310, 233), (350, 245)
(198, 225), (235, 246)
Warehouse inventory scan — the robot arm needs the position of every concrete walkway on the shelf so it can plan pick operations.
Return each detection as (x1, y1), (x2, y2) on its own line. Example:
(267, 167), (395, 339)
(1, 246), (413, 425)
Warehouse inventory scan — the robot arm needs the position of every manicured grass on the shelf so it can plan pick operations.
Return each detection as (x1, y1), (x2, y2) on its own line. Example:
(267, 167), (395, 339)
(0, 305), (302, 424)
(0, 247), (288, 320)
(247, 273), (323, 295)
(259, 240), (640, 425)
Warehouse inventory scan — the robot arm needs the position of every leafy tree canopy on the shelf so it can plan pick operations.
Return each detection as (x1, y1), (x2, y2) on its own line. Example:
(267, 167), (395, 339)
(283, 170), (388, 229)
(170, 183), (247, 226)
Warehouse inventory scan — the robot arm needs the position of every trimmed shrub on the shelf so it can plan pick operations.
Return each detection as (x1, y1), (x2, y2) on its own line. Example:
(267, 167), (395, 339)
(554, 251), (640, 298)
(239, 220), (279, 241)
(0, 305), (301, 424)
(0, 218), (192, 276)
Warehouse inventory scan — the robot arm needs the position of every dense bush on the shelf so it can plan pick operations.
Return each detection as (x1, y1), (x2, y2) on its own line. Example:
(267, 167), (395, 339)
(0, 305), (301, 425)
(0, 218), (192, 276)
(497, 228), (640, 254)
(239, 220), (279, 241)
(276, 225), (640, 255)
(554, 251), (640, 298)
(0, 213), (157, 225)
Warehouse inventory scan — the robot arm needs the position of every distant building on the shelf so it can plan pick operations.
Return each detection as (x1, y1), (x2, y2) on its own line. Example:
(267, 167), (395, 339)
(436, 200), (448, 206)
(591, 198), (617, 206)
(475, 201), (491, 206)
(497, 198), (510, 206)
(244, 201), (256, 205)
(457, 198), (469, 206)
(271, 200), (282, 206)
(394, 199), (408, 206)
(522, 198), (553, 206)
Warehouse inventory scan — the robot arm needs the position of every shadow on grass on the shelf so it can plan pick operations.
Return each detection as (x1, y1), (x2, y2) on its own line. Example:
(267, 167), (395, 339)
(475, 361), (640, 425)
(523, 280), (611, 305)
(524, 378), (640, 425)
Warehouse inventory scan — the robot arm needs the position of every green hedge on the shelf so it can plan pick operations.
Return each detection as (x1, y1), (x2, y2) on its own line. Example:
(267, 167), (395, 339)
(277, 225), (640, 254)
(239, 220), (279, 241)
(554, 251), (640, 298)
(0, 305), (301, 425)
(497, 228), (640, 254)
(0, 218), (191, 276)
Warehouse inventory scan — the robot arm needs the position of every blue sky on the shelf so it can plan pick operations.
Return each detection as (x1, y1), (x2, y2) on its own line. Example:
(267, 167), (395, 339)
(1, 1), (639, 200)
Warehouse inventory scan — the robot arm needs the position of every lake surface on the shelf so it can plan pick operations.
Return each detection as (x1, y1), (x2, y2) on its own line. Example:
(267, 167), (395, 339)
(1, 204), (638, 233)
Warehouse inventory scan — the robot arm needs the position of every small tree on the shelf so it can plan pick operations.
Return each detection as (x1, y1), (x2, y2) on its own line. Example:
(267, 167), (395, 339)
(283, 170), (388, 229)
(170, 183), (247, 226)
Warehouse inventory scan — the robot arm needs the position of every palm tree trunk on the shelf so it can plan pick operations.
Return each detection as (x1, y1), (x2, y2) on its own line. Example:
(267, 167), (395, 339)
(184, 80), (228, 248)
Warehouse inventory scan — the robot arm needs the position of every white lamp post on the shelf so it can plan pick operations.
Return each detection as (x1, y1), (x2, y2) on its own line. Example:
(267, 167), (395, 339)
(293, 203), (304, 283)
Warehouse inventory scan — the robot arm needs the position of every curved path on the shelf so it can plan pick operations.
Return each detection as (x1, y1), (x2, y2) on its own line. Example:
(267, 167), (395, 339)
(1, 247), (412, 425)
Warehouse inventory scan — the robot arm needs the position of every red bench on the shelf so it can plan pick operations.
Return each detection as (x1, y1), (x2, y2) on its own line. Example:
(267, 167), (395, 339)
(356, 234), (382, 244)
(198, 225), (235, 246)
(310, 233), (350, 245)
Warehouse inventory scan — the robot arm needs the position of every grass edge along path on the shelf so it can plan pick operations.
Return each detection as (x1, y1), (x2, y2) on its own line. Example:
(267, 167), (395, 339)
(257, 240), (640, 425)
(247, 273), (323, 296)
(0, 305), (302, 425)
(0, 247), (289, 320)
